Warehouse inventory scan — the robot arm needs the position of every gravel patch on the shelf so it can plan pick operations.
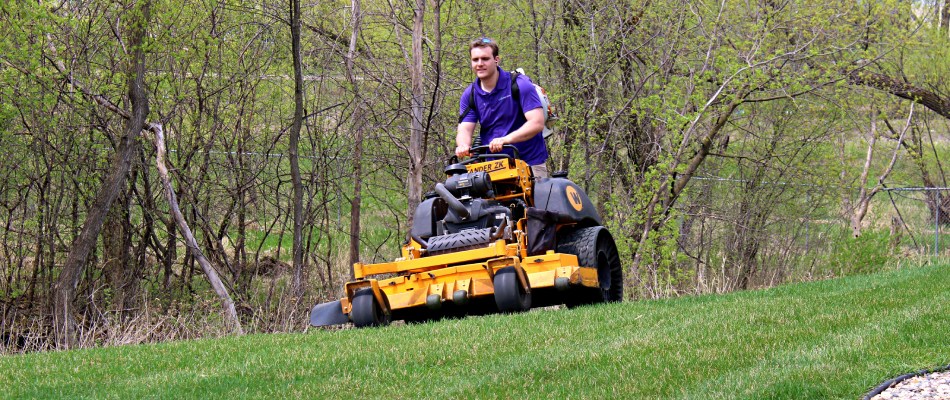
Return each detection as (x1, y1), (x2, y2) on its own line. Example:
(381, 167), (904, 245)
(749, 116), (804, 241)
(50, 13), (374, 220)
(869, 370), (950, 400)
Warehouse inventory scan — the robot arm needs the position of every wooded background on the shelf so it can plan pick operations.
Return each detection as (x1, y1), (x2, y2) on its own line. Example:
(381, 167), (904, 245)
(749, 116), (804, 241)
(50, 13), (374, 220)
(1, 0), (949, 352)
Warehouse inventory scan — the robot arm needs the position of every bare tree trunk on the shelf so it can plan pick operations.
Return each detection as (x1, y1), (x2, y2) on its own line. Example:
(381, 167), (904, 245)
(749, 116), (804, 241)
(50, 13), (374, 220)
(425, 0), (443, 154)
(52, 0), (151, 348)
(553, 1), (576, 174)
(149, 123), (244, 335)
(289, 0), (306, 297)
(850, 70), (950, 120)
(946, 2), (950, 37)
(724, 169), (772, 291)
(850, 132), (876, 237)
(346, 0), (364, 278)
(940, 0), (945, 30)
(407, 0), (426, 227)
(849, 106), (911, 237)
(102, 185), (133, 318)
(849, 109), (878, 238)
(163, 217), (176, 291)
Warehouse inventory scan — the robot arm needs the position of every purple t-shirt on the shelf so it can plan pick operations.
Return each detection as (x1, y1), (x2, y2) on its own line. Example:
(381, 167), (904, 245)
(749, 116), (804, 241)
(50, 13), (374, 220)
(460, 68), (548, 165)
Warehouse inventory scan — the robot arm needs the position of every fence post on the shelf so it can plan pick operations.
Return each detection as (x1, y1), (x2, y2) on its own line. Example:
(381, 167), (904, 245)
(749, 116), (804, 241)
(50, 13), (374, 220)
(936, 191), (941, 257)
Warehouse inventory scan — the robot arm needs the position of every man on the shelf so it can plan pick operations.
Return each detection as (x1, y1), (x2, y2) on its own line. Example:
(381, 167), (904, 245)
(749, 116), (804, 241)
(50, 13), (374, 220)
(456, 38), (549, 178)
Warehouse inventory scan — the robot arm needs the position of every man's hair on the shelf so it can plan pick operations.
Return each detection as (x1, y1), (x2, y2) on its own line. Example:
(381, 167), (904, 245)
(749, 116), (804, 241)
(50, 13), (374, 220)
(469, 37), (499, 57)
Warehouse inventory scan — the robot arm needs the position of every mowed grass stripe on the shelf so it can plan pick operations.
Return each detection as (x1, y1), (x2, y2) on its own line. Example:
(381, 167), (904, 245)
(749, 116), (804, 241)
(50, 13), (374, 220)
(1, 264), (947, 399)
(678, 268), (949, 399)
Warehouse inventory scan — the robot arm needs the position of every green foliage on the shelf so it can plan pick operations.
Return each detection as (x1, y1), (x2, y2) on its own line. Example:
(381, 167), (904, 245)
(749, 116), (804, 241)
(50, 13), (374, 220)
(826, 229), (896, 276)
(1, 264), (947, 398)
(1, 0), (949, 346)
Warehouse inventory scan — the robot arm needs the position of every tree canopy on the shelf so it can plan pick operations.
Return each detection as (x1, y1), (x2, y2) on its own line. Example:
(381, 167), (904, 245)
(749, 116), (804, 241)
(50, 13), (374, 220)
(1, 0), (949, 351)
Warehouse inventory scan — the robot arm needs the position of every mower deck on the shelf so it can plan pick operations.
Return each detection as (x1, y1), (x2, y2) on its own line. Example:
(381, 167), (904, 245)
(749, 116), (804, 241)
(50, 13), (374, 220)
(340, 240), (599, 315)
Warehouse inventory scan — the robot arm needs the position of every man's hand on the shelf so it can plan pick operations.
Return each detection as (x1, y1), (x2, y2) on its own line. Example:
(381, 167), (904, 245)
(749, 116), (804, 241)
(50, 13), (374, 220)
(455, 144), (471, 159)
(489, 136), (507, 153)
(456, 122), (476, 159)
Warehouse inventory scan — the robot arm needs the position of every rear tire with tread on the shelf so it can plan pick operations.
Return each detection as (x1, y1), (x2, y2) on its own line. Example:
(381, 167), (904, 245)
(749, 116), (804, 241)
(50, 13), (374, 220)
(556, 226), (623, 307)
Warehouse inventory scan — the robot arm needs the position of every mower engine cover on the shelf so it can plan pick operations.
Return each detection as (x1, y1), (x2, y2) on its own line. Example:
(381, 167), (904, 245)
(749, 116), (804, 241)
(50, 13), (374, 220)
(444, 171), (492, 198)
(533, 178), (602, 225)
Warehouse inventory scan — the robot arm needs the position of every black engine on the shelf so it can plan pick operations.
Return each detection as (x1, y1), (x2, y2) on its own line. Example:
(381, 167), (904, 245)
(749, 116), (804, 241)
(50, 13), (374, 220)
(410, 166), (518, 255)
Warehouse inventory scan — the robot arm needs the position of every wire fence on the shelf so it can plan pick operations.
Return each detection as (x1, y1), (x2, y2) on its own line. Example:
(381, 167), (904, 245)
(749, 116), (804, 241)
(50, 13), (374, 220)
(658, 174), (950, 294)
(880, 186), (950, 257)
(688, 175), (950, 256)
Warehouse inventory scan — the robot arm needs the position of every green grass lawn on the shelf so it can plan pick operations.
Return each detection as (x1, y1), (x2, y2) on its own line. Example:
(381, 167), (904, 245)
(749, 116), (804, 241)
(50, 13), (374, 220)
(2, 264), (947, 399)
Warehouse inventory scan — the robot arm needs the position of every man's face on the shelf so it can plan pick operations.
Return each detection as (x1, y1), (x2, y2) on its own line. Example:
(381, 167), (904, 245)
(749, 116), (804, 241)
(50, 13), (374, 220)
(470, 46), (498, 80)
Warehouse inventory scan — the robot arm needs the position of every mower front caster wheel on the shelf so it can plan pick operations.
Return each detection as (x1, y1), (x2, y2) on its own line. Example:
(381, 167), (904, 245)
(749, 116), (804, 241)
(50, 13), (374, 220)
(452, 289), (469, 305)
(494, 266), (531, 313)
(351, 288), (391, 328)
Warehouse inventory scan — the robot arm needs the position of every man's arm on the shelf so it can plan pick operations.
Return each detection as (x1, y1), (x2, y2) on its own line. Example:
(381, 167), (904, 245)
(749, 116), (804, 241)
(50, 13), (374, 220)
(456, 121), (477, 158)
(488, 108), (544, 152)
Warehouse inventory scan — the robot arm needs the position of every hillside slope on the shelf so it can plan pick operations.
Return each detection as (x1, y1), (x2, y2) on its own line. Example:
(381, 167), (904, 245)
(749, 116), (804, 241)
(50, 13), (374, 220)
(2, 264), (948, 399)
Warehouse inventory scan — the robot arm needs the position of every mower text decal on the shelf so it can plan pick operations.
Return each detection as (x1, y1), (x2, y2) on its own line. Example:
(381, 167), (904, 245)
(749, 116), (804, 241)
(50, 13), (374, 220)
(469, 160), (506, 173)
(566, 186), (584, 211)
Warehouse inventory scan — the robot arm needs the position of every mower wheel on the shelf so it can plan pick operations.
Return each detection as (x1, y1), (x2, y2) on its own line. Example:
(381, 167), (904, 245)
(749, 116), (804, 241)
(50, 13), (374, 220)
(557, 226), (623, 307)
(494, 266), (531, 312)
(351, 288), (391, 328)
(452, 289), (469, 305)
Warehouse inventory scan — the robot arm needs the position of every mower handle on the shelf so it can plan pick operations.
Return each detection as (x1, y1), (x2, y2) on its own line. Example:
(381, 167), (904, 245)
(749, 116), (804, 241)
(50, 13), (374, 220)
(447, 145), (520, 166)
(470, 145), (521, 160)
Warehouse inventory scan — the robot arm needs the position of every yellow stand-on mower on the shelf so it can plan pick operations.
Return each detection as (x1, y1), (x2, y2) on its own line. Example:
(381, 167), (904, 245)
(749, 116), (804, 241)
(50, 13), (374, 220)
(310, 145), (623, 328)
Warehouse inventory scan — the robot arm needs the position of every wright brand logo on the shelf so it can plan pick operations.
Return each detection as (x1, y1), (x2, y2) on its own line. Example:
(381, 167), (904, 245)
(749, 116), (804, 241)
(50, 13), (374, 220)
(566, 186), (583, 211)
